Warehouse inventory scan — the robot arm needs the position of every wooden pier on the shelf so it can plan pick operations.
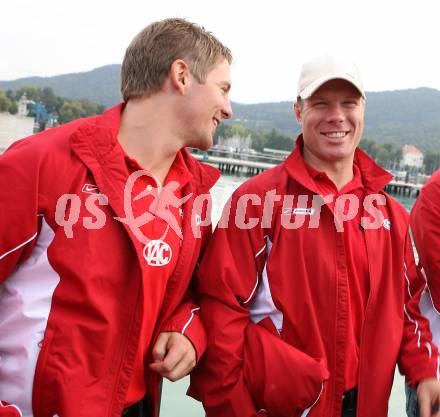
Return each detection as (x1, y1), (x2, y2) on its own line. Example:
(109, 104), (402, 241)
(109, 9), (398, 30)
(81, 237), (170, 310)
(192, 154), (276, 175)
(193, 153), (424, 197)
(384, 181), (422, 198)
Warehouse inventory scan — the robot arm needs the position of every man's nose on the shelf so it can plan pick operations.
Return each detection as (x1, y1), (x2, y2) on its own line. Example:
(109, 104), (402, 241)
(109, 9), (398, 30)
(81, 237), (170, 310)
(326, 104), (345, 123)
(222, 99), (233, 120)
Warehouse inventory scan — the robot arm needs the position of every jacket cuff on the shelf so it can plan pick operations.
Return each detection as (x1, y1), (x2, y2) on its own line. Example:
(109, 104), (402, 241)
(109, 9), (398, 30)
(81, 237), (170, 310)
(160, 306), (207, 362)
(404, 359), (439, 388)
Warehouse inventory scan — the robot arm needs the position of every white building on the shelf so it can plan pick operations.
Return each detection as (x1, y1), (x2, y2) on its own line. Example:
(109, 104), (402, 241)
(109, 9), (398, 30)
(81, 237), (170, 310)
(218, 134), (252, 153)
(400, 144), (424, 169)
(0, 112), (34, 154)
(17, 94), (33, 117)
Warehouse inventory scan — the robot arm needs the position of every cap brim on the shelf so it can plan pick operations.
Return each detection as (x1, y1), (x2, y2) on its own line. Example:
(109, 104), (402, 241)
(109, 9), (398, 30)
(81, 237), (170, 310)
(298, 74), (365, 100)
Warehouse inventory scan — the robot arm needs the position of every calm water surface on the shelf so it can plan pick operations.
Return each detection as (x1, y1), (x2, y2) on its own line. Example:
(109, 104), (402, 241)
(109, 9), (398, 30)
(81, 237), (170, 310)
(161, 174), (415, 417)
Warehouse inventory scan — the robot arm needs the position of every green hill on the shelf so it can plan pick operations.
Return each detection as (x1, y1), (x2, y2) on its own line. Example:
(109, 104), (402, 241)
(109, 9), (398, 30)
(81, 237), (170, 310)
(0, 65), (121, 107)
(1, 66), (440, 150)
(230, 89), (440, 151)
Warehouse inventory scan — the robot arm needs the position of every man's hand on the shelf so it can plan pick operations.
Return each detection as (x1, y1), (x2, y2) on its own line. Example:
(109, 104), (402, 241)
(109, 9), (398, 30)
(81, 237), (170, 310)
(417, 378), (440, 417)
(149, 331), (197, 381)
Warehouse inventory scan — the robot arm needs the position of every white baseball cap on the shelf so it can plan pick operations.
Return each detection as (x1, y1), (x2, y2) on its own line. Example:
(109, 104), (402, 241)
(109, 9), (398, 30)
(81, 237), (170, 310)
(297, 56), (365, 100)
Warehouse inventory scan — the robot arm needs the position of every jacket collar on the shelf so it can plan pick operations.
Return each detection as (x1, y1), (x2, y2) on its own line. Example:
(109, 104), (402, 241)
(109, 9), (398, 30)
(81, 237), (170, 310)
(70, 103), (220, 194)
(283, 135), (393, 193)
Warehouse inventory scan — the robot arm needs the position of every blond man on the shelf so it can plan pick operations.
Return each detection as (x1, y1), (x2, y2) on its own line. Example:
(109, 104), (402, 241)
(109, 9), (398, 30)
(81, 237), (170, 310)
(0, 18), (231, 417)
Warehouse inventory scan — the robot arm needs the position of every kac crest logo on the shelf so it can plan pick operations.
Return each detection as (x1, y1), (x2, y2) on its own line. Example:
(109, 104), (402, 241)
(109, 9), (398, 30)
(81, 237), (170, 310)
(143, 240), (172, 266)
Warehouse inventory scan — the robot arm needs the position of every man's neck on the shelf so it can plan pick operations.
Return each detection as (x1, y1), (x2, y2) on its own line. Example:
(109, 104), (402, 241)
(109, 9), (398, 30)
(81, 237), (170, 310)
(304, 152), (355, 191)
(117, 98), (183, 184)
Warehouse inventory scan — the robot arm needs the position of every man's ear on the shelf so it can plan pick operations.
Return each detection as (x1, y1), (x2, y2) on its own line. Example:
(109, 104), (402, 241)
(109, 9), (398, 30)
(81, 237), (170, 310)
(294, 102), (302, 124)
(169, 59), (190, 95)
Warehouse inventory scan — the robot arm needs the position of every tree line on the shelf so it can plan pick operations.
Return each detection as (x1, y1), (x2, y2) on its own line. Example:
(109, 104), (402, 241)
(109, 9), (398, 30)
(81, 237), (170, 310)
(0, 86), (105, 124)
(2, 88), (439, 175)
(215, 123), (440, 175)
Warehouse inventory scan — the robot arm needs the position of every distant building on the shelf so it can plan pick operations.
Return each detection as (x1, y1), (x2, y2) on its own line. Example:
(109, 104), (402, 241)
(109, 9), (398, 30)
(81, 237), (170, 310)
(400, 144), (424, 169)
(18, 94), (32, 117)
(0, 112), (34, 154)
(218, 134), (252, 153)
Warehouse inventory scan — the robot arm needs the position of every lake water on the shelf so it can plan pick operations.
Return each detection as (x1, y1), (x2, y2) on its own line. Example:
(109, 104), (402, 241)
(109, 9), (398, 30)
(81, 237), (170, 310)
(160, 173), (415, 417)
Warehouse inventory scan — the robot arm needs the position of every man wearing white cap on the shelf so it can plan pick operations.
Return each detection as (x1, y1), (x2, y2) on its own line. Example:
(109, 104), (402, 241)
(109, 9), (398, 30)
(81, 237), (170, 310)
(189, 56), (440, 417)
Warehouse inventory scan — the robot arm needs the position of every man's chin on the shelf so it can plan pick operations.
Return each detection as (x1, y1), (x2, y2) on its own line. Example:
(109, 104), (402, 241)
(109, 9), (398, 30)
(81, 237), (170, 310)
(191, 138), (213, 151)
(198, 144), (210, 151)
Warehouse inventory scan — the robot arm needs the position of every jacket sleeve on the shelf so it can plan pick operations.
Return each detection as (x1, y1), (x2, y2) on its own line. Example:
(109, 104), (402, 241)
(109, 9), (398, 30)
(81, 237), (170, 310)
(159, 298), (207, 362)
(411, 177), (440, 310)
(0, 141), (42, 283)
(0, 401), (22, 417)
(398, 229), (440, 386)
(0, 142), (42, 415)
(158, 193), (217, 361)
(188, 191), (267, 417)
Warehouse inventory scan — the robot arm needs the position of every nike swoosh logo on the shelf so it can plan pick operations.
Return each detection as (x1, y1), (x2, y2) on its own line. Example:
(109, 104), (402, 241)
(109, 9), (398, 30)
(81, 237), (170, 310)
(82, 184), (100, 194)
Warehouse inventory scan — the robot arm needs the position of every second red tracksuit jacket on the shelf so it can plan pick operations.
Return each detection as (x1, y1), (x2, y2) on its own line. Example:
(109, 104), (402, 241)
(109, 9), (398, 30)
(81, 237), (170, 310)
(190, 138), (439, 417)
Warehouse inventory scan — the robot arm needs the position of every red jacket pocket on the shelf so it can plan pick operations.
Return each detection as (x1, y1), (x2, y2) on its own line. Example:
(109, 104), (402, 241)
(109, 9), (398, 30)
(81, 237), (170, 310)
(243, 320), (329, 417)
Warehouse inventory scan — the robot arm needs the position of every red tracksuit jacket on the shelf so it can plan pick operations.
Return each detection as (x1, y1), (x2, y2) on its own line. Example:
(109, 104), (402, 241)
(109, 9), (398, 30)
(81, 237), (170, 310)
(0, 105), (219, 417)
(190, 138), (439, 417)
(411, 169), (440, 358)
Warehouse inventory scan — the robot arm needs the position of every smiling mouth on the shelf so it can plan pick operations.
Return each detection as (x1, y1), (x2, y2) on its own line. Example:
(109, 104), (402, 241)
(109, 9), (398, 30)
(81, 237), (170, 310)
(322, 131), (349, 138)
(212, 118), (220, 127)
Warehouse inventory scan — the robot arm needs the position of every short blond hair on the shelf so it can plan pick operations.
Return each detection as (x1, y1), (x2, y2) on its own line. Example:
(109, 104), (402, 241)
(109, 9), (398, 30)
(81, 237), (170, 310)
(121, 18), (232, 101)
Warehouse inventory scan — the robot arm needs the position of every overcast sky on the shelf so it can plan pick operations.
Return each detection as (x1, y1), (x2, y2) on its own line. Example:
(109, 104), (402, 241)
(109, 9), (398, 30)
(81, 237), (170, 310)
(1, 0), (440, 103)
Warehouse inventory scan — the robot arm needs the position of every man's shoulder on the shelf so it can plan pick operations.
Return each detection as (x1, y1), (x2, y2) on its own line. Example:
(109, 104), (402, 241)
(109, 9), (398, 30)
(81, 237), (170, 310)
(420, 170), (440, 201)
(387, 193), (408, 213)
(429, 169), (440, 185)
(377, 191), (410, 234)
(232, 164), (287, 198)
(0, 114), (105, 181)
(181, 150), (221, 193)
(3, 116), (92, 159)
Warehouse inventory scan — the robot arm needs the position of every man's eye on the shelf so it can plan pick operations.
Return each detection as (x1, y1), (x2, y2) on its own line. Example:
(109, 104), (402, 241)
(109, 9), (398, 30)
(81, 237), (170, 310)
(314, 102), (327, 108)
